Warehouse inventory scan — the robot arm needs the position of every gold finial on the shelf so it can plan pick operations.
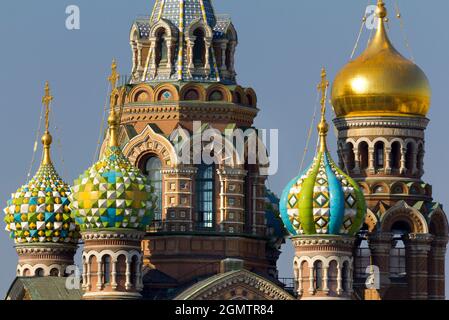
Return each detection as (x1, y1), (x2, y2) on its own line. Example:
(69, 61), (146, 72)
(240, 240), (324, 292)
(108, 59), (119, 90)
(317, 68), (329, 153)
(376, 0), (387, 19)
(41, 82), (53, 165)
(42, 81), (53, 133)
(107, 59), (120, 148)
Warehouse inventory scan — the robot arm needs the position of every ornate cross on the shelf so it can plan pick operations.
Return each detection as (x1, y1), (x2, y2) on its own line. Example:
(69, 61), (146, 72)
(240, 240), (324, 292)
(42, 81), (53, 132)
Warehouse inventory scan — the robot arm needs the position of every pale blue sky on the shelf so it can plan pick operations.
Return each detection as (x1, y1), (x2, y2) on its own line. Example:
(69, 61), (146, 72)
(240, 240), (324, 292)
(0, 0), (448, 297)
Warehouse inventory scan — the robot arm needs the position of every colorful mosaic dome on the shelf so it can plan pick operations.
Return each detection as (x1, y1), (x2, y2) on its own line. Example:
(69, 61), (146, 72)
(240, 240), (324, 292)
(4, 163), (80, 244)
(70, 146), (156, 231)
(280, 69), (366, 237)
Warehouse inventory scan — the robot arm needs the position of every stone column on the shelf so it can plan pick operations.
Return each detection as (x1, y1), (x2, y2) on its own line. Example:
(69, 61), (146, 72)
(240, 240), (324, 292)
(428, 237), (448, 300)
(367, 232), (393, 298)
(368, 147), (375, 174)
(166, 39), (173, 71)
(204, 39), (212, 74)
(404, 233), (433, 300)
(385, 147), (392, 174)
(216, 167), (246, 234)
(353, 147), (361, 174)
(400, 147), (407, 174)
(220, 41), (228, 71)
(186, 37), (195, 71)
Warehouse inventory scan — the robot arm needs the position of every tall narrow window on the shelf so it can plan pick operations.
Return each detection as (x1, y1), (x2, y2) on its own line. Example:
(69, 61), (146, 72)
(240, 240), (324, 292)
(156, 29), (168, 67)
(406, 143), (415, 173)
(145, 157), (163, 221)
(390, 221), (410, 278)
(375, 142), (385, 169)
(391, 142), (401, 170)
(359, 142), (369, 170)
(103, 255), (111, 284)
(193, 29), (206, 66)
(342, 262), (349, 291)
(196, 164), (215, 229)
(314, 261), (323, 290)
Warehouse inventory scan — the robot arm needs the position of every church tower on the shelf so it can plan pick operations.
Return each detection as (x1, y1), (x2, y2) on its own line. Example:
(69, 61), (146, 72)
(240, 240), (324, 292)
(331, 0), (449, 300)
(3, 83), (80, 278)
(280, 69), (367, 300)
(98, 0), (285, 292)
(70, 61), (157, 300)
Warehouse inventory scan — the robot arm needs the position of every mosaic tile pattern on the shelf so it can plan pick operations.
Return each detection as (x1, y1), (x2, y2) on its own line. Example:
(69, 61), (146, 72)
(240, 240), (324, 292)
(137, 0), (232, 84)
(70, 147), (157, 231)
(3, 164), (80, 244)
(280, 151), (366, 236)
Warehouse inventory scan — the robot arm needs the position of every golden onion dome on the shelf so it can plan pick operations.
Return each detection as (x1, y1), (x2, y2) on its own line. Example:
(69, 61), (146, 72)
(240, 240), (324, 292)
(331, 0), (431, 118)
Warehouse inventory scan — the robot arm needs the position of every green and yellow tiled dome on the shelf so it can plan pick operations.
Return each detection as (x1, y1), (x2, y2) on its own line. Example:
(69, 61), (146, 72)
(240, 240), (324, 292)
(3, 82), (80, 244)
(70, 61), (156, 232)
(280, 69), (366, 237)
(3, 162), (79, 244)
(70, 146), (156, 231)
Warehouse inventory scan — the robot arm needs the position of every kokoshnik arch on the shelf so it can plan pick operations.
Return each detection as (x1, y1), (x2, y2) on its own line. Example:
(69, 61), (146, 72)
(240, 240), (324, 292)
(2, 0), (448, 301)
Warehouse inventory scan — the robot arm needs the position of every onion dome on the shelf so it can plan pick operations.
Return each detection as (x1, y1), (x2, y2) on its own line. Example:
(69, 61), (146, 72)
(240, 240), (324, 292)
(331, 0), (431, 118)
(70, 60), (156, 231)
(3, 83), (80, 244)
(280, 69), (366, 236)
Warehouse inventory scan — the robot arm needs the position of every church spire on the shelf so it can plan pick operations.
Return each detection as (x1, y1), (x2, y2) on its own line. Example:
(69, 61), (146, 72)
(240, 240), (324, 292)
(41, 81), (54, 165)
(107, 59), (120, 148)
(317, 67), (329, 153)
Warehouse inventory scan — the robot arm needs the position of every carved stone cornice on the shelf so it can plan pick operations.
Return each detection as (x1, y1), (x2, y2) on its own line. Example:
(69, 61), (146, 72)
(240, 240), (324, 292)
(15, 243), (78, 255)
(162, 167), (197, 175)
(217, 168), (247, 177)
(81, 230), (145, 241)
(292, 235), (355, 246)
(333, 116), (429, 131)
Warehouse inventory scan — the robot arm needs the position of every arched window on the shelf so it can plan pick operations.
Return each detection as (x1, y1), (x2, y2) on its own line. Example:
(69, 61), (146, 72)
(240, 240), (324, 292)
(35, 268), (45, 277)
(391, 142), (401, 170)
(314, 261), (323, 290)
(131, 256), (139, 287)
(209, 90), (224, 102)
(234, 92), (242, 104)
(345, 142), (355, 170)
(246, 94), (254, 107)
(156, 29), (168, 67)
(103, 255), (111, 284)
(193, 28), (206, 67)
(196, 164), (215, 229)
(374, 142), (385, 169)
(342, 262), (349, 291)
(50, 268), (59, 277)
(359, 141), (369, 170)
(145, 157), (163, 221)
(406, 142), (415, 173)
(184, 89), (200, 101)
(417, 144), (424, 173)
(390, 221), (410, 278)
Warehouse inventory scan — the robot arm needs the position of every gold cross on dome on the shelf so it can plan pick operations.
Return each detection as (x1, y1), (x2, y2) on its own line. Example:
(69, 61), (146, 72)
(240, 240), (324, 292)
(317, 67), (329, 115)
(42, 81), (54, 132)
(108, 59), (119, 90)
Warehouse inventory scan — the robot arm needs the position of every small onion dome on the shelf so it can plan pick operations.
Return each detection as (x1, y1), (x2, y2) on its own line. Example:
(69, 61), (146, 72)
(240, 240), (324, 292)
(3, 83), (80, 244)
(70, 60), (156, 231)
(70, 146), (156, 231)
(331, 0), (431, 118)
(280, 69), (366, 236)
